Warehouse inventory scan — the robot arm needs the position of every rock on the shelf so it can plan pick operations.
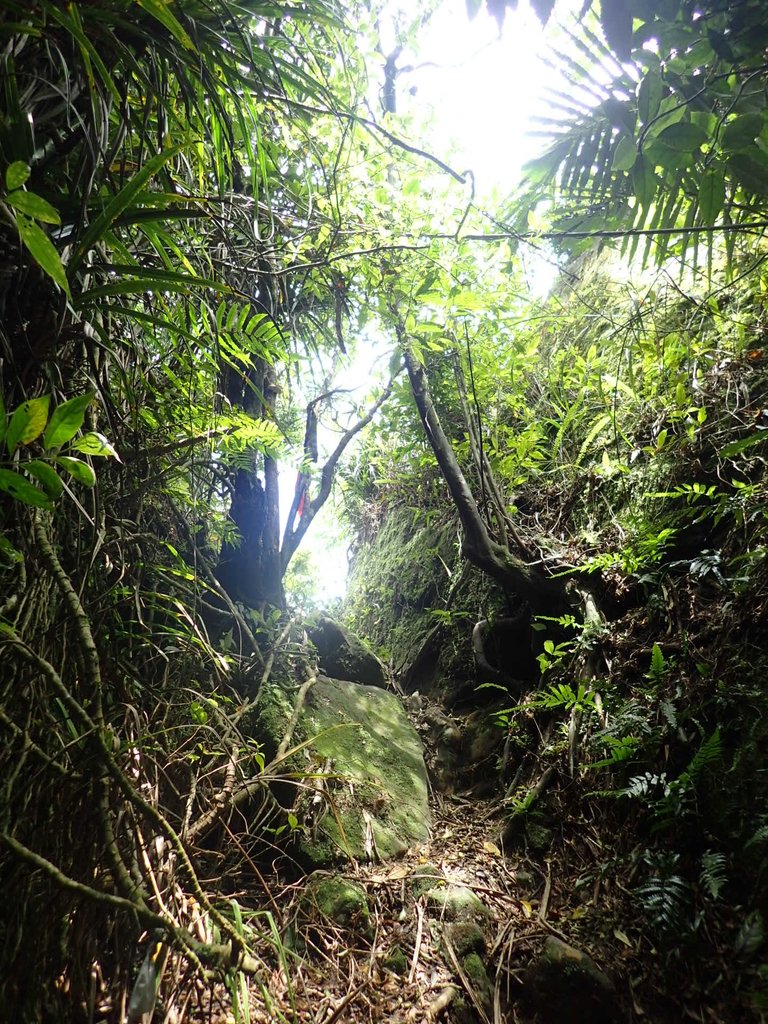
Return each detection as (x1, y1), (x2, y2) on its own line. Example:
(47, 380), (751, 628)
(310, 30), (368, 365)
(409, 865), (490, 924)
(463, 709), (504, 767)
(255, 674), (430, 866)
(443, 921), (486, 957)
(461, 951), (493, 1013)
(306, 615), (387, 688)
(526, 817), (555, 852)
(524, 936), (623, 1024)
(300, 873), (372, 939)
(409, 863), (444, 898)
(500, 809), (555, 853)
(423, 882), (491, 925)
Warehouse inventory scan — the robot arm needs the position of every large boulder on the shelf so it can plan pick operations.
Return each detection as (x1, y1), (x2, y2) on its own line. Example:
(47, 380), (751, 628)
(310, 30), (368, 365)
(306, 615), (387, 688)
(524, 936), (624, 1024)
(255, 674), (430, 865)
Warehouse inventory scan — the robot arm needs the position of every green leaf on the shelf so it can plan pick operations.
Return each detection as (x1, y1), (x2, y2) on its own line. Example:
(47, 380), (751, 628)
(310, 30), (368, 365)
(6, 191), (61, 224)
(632, 154), (656, 208)
(72, 144), (185, 267)
(612, 135), (637, 172)
(25, 459), (64, 499)
(16, 215), (71, 299)
(6, 395), (50, 454)
(5, 160), (30, 190)
(645, 140), (693, 173)
(601, 0), (633, 60)
(648, 642), (666, 681)
(0, 468), (52, 508)
(638, 65), (663, 126)
(54, 456), (96, 487)
(727, 151), (768, 196)
(136, 0), (195, 51)
(720, 431), (767, 457)
(698, 168), (725, 225)
(721, 114), (764, 152)
(44, 392), (95, 449)
(656, 122), (708, 153)
(189, 701), (209, 725)
(0, 534), (22, 564)
(70, 431), (119, 460)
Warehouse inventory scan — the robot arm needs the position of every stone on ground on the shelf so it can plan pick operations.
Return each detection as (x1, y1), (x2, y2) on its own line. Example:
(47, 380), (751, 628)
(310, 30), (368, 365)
(306, 615), (387, 688)
(255, 674), (430, 866)
(524, 935), (624, 1024)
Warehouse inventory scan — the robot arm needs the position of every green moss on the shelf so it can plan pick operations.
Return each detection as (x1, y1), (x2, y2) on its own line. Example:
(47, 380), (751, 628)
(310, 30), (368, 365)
(344, 507), (459, 660)
(462, 952), (493, 1009)
(424, 883), (490, 924)
(302, 875), (371, 936)
(526, 812), (554, 852)
(255, 675), (430, 866)
(382, 945), (408, 975)
(409, 864), (443, 898)
(443, 922), (485, 958)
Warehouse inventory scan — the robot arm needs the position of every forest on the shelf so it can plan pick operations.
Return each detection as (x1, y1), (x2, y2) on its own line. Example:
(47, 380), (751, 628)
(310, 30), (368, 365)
(1, 0), (768, 1021)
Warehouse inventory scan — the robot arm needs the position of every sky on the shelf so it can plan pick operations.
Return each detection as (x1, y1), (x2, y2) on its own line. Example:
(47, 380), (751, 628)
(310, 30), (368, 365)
(290, 0), (565, 607)
(393, 0), (555, 194)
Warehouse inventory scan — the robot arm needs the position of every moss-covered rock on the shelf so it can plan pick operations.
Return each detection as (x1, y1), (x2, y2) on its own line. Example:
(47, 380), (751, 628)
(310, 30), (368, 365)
(524, 936), (623, 1024)
(254, 674), (430, 866)
(462, 951), (493, 1012)
(409, 864), (444, 898)
(423, 883), (491, 924)
(344, 506), (473, 694)
(301, 873), (372, 937)
(442, 921), (486, 958)
(306, 615), (387, 688)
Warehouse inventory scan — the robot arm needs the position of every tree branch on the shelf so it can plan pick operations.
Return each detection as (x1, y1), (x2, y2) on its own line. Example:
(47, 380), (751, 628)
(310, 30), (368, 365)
(401, 338), (566, 612)
(279, 370), (400, 573)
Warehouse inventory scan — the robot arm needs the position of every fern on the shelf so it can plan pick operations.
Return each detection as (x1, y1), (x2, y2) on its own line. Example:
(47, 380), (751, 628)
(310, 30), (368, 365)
(659, 699), (677, 730)
(636, 873), (693, 938)
(746, 822), (768, 849)
(621, 771), (670, 800)
(699, 851), (727, 901)
(680, 729), (722, 787)
(647, 642), (666, 682)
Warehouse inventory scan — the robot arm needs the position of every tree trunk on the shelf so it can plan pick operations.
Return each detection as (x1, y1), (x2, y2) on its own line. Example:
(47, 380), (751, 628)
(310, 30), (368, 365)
(403, 348), (568, 614)
(216, 362), (285, 608)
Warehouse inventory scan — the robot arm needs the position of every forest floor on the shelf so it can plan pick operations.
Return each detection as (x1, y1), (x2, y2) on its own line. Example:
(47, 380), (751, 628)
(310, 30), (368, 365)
(177, 707), (741, 1024)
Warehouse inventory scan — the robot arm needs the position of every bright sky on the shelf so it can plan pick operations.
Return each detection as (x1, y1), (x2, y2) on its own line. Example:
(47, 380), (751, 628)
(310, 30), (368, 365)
(397, 0), (554, 194)
(290, 0), (565, 608)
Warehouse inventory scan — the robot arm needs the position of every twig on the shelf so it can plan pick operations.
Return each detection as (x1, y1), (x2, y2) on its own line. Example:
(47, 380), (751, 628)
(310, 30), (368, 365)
(322, 980), (369, 1024)
(0, 832), (167, 927)
(408, 901), (425, 984)
(442, 932), (492, 1024)
(33, 515), (103, 720)
(275, 672), (317, 762)
(538, 865), (552, 924)
(426, 985), (457, 1019)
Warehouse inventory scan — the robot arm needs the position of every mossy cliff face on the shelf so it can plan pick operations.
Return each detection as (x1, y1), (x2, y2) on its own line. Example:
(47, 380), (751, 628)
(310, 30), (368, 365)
(344, 505), (523, 703)
(344, 505), (459, 666)
(255, 674), (431, 866)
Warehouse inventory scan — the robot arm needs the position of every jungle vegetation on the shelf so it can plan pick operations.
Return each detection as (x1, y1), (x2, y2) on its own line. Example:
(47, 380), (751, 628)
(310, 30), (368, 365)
(1, 0), (768, 1019)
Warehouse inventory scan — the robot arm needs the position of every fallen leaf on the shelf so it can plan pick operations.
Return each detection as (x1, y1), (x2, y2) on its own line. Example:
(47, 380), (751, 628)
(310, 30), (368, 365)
(520, 900), (533, 918)
(483, 840), (501, 856)
(614, 928), (633, 948)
